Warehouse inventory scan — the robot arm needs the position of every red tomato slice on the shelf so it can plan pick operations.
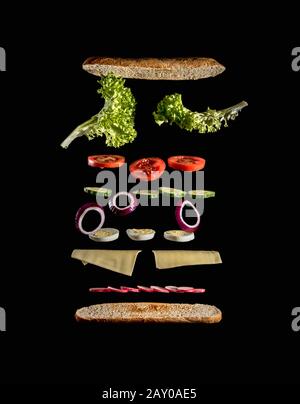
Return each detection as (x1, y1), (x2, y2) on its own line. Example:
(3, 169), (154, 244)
(167, 156), (206, 172)
(129, 157), (166, 181)
(88, 155), (125, 168)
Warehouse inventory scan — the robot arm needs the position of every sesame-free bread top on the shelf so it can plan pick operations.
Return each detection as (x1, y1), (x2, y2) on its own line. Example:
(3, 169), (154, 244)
(75, 302), (222, 324)
(82, 57), (225, 80)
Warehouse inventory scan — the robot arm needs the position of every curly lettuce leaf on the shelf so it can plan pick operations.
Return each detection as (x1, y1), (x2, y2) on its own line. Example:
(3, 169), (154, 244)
(61, 74), (137, 148)
(153, 93), (248, 133)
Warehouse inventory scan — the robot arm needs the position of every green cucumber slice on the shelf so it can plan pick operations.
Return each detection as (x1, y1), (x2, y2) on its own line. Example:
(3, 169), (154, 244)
(159, 187), (186, 198)
(132, 189), (159, 199)
(83, 187), (112, 197)
(188, 190), (215, 198)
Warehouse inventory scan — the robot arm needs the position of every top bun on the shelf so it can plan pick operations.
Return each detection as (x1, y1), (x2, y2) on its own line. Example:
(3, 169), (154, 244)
(82, 57), (225, 80)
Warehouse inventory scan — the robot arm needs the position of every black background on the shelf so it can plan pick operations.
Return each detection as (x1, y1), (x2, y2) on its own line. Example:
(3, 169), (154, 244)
(0, 6), (299, 391)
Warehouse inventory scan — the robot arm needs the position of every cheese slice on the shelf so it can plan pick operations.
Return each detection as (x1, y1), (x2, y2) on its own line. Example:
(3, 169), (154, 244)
(71, 250), (141, 276)
(152, 250), (222, 269)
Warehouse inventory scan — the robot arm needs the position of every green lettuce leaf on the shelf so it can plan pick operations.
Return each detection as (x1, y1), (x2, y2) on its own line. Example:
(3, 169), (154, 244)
(153, 93), (248, 133)
(61, 73), (137, 148)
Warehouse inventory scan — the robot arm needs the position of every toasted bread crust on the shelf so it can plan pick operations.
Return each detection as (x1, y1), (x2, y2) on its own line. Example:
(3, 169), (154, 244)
(75, 302), (222, 324)
(82, 57), (225, 80)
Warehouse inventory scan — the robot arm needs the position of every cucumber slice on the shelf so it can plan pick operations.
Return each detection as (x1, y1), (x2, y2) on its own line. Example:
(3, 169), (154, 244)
(83, 187), (112, 197)
(159, 187), (186, 198)
(188, 190), (215, 198)
(132, 189), (159, 199)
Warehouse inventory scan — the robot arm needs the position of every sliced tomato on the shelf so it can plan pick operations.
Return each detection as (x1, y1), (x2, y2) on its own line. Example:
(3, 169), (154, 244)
(129, 157), (166, 181)
(88, 155), (125, 168)
(167, 156), (206, 172)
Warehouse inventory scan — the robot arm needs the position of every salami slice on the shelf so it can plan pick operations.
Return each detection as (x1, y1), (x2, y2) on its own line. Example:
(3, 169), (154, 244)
(120, 286), (140, 293)
(107, 287), (128, 293)
(165, 286), (180, 292)
(150, 286), (170, 293)
(89, 286), (206, 294)
(89, 288), (112, 293)
(137, 286), (155, 292)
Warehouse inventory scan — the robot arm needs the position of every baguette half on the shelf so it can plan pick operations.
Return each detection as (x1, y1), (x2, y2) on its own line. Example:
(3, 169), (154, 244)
(82, 57), (225, 80)
(75, 302), (222, 324)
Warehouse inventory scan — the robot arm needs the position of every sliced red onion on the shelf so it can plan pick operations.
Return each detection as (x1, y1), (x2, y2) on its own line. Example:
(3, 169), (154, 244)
(108, 192), (139, 216)
(75, 203), (105, 235)
(175, 200), (200, 232)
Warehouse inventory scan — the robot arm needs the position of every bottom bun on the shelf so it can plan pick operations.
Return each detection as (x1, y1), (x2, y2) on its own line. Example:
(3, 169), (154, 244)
(75, 302), (222, 324)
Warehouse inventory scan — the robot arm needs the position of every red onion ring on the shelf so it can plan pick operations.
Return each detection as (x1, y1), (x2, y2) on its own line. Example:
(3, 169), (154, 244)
(175, 200), (200, 232)
(75, 202), (105, 235)
(108, 192), (138, 216)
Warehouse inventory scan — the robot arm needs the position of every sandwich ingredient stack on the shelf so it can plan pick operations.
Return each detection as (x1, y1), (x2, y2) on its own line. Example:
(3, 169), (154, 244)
(62, 57), (248, 323)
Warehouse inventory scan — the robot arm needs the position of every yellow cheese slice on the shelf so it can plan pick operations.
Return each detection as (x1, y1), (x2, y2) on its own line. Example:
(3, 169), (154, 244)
(71, 250), (141, 276)
(152, 250), (222, 269)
